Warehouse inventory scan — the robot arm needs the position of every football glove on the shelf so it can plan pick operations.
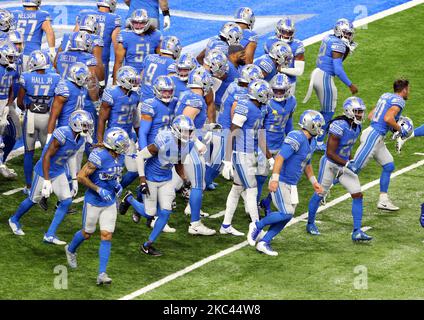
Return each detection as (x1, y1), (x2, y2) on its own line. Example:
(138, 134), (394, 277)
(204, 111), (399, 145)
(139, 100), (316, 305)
(268, 157), (275, 170)
(114, 183), (123, 197)
(139, 181), (150, 197)
(181, 179), (191, 200)
(98, 188), (113, 202)
(222, 160), (234, 180)
(71, 179), (78, 197)
(41, 180), (53, 198)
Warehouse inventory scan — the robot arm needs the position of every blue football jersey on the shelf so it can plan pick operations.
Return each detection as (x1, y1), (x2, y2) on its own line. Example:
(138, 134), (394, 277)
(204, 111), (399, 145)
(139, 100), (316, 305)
(215, 62), (239, 108)
(316, 34), (347, 75)
(371, 93), (406, 136)
(174, 90), (207, 130)
(240, 29), (257, 48)
(56, 50), (97, 80)
(218, 81), (248, 129)
(205, 36), (229, 56)
(102, 86), (140, 135)
(264, 96), (297, 151)
(60, 32), (104, 53)
(13, 9), (51, 55)
(34, 126), (85, 179)
(279, 130), (317, 185)
(253, 54), (277, 81)
(0, 65), (14, 100)
(140, 96), (177, 147)
(140, 54), (175, 100)
(126, 0), (160, 21)
(233, 98), (266, 153)
(117, 29), (162, 73)
(19, 71), (61, 109)
(328, 118), (361, 162)
(54, 79), (87, 127)
(84, 147), (125, 207)
(170, 75), (189, 101)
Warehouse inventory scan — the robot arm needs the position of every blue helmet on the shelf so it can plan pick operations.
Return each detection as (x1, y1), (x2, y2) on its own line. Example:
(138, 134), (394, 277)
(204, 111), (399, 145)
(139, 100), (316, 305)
(116, 66), (141, 91)
(204, 49), (229, 78)
(97, 0), (117, 13)
(171, 115), (196, 143)
(334, 18), (355, 47)
(397, 116), (414, 139)
(238, 64), (263, 84)
(79, 15), (100, 35)
(153, 75), (175, 103)
(7, 30), (24, 54)
(247, 79), (273, 104)
(130, 9), (151, 35)
(0, 40), (18, 69)
(27, 50), (50, 72)
(69, 31), (93, 52)
(0, 9), (16, 32)
(176, 53), (198, 81)
(343, 96), (366, 125)
(160, 36), (182, 59)
(103, 127), (130, 154)
(270, 73), (292, 102)
(219, 22), (243, 46)
(187, 66), (213, 96)
(234, 7), (255, 30)
(22, 0), (41, 7)
(299, 110), (325, 136)
(268, 40), (293, 67)
(276, 17), (296, 43)
(69, 110), (94, 138)
(67, 62), (90, 87)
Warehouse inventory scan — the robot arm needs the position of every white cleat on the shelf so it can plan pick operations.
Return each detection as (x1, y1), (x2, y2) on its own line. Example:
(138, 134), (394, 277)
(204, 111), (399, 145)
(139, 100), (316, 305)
(377, 199), (400, 211)
(184, 205), (210, 217)
(188, 221), (216, 236)
(151, 216), (176, 233)
(0, 164), (17, 179)
(256, 241), (278, 256)
(43, 234), (67, 246)
(65, 245), (77, 269)
(8, 218), (25, 236)
(247, 222), (260, 246)
(96, 272), (112, 285)
(219, 225), (245, 236)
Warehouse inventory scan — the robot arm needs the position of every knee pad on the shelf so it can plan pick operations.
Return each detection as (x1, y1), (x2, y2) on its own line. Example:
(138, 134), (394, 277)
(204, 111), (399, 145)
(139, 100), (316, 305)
(382, 162), (395, 173)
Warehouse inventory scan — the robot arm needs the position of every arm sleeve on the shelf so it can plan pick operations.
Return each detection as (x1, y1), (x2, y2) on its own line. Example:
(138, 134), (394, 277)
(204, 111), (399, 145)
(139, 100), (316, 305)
(138, 119), (152, 149)
(281, 60), (305, 77)
(88, 150), (102, 168)
(285, 116), (293, 135)
(54, 81), (70, 98)
(52, 128), (67, 146)
(333, 58), (352, 87)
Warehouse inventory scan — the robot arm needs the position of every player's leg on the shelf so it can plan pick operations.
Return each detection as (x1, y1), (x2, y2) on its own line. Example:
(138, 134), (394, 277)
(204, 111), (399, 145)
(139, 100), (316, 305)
(97, 203), (117, 285)
(237, 152), (260, 222)
(23, 112), (37, 190)
(121, 139), (139, 188)
(255, 150), (270, 206)
(350, 127), (380, 173)
(1, 115), (17, 175)
(318, 74), (337, 150)
(205, 132), (225, 190)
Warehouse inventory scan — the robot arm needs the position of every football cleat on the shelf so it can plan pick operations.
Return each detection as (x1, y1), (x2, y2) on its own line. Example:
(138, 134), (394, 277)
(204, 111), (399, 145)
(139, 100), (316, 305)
(65, 245), (78, 269)
(96, 272), (112, 285)
(119, 191), (133, 215)
(0, 164), (17, 178)
(184, 204), (210, 218)
(247, 222), (260, 246)
(43, 234), (67, 246)
(306, 223), (320, 235)
(8, 218), (25, 236)
(206, 183), (216, 191)
(39, 197), (48, 211)
(219, 225), (244, 236)
(151, 216), (176, 233)
(140, 243), (162, 256)
(256, 241), (278, 256)
(377, 199), (399, 211)
(22, 186), (30, 196)
(188, 221), (216, 236)
(352, 229), (373, 242)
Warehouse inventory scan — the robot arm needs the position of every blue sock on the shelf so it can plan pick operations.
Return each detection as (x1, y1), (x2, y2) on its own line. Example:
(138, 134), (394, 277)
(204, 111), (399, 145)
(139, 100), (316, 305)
(99, 240), (111, 274)
(260, 193), (272, 214)
(189, 188), (203, 223)
(317, 111), (334, 143)
(380, 162), (394, 193)
(256, 175), (267, 203)
(46, 198), (72, 237)
(2, 121), (16, 161)
(68, 230), (86, 253)
(256, 211), (286, 230)
(352, 197), (363, 231)
(262, 215), (293, 243)
(414, 124), (424, 137)
(127, 195), (151, 219)
(11, 198), (35, 222)
(148, 209), (171, 243)
(308, 193), (322, 225)
(24, 151), (34, 186)
(120, 171), (138, 189)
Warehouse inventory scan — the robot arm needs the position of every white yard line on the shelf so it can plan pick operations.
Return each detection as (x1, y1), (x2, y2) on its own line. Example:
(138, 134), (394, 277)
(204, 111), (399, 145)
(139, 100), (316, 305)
(2, 188), (24, 196)
(119, 159), (424, 300)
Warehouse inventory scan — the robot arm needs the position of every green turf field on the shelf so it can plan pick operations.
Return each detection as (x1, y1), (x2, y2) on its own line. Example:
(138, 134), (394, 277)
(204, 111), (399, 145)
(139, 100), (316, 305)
(1, 4), (424, 300)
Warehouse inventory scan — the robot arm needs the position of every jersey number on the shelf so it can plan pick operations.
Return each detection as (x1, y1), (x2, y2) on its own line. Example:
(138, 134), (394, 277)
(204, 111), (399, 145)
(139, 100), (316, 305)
(372, 99), (386, 123)
(33, 84), (50, 96)
(135, 43), (151, 63)
(17, 19), (38, 42)
(144, 63), (158, 85)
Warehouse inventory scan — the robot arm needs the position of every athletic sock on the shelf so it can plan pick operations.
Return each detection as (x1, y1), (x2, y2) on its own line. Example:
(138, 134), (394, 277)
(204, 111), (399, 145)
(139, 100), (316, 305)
(23, 151), (34, 186)
(256, 175), (267, 203)
(307, 193), (322, 225)
(148, 209), (171, 243)
(120, 171), (138, 189)
(11, 198), (35, 222)
(189, 188), (203, 223)
(127, 195), (151, 219)
(222, 184), (243, 225)
(352, 197), (363, 231)
(46, 198), (72, 237)
(68, 230), (86, 253)
(261, 215), (293, 243)
(99, 240), (111, 274)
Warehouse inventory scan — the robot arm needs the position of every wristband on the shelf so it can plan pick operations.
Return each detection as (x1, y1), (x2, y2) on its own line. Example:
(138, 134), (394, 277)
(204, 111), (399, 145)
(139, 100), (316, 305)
(309, 176), (318, 185)
(99, 80), (105, 87)
(270, 173), (279, 182)
(162, 10), (170, 17)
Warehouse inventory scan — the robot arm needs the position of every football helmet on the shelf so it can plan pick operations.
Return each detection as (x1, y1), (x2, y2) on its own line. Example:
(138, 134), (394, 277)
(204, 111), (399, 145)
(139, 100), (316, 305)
(276, 17), (296, 43)
(116, 66), (141, 91)
(27, 50), (50, 72)
(22, 0), (41, 7)
(204, 49), (229, 78)
(103, 127), (130, 155)
(298, 110), (325, 137)
(0, 40), (18, 69)
(343, 96), (366, 125)
(97, 0), (117, 13)
(69, 110), (94, 138)
(238, 64), (263, 84)
(270, 74), (292, 102)
(397, 116), (414, 139)
(171, 115), (196, 143)
(219, 22), (243, 46)
(160, 36), (182, 59)
(334, 18), (356, 49)
(187, 66), (213, 96)
(247, 79), (273, 104)
(0, 9), (16, 32)
(7, 30), (24, 54)
(69, 31), (93, 52)
(67, 62), (90, 87)
(176, 53), (198, 81)
(234, 7), (255, 30)
(129, 9), (151, 35)
(153, 75), (175, 103)
(268, 41), (293, 68)
(79, 15), (100, 35)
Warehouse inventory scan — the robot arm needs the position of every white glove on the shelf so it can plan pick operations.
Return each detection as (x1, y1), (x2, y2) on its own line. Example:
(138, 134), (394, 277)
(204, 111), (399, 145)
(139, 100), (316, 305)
(221, 160), (234, 180)
(41, 180), (53, 198)
(194, 138), (207, 155)
(395, 136), (406, 154)
(203, 131), (213, 145)
(163, 15), (171, 30)
(71, 179), (78, 197)
(48, 47), (56, 62)
(268, 157), (275, 170)
(46, 133), (53, 144)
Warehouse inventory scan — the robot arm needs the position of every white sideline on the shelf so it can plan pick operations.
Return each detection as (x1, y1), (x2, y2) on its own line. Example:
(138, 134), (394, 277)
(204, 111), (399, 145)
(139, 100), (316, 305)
(119, 159), (424, 300)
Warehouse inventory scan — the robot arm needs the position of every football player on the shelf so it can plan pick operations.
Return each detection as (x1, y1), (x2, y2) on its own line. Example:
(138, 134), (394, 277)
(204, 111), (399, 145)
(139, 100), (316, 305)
(233, 7), (257, 64)
(348, 79), (411, 211)
(120, 116), (195, 255)
(247, 110), (325, 256)
(17, 50), (60, 194)
(12, 0), (55, 68)
(306, 97), (372, 241)
(113, 9), (162, 82)
(8, 110), (93, 244)
(303, 18), (358, 151)
(170, 53), (198, 100)
(220, 79), (273, 236)
(124, 0), (171, 30)
(254, 40), (293, 81)
(264, 17), (305, 94)
(97, 66), (140, 189)
(395, 123), (424, 153)
(65, 127), (129, 285)
(0, 9), (16, 39)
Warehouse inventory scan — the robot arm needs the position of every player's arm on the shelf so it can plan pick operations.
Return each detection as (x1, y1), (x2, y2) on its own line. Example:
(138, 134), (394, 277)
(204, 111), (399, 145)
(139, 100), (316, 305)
(368, 107), (375, 121)
(384, 106), (402, 132)
(113, 43), (126, 85)
(93, 47), (105, 82)
(111, 27), (121, 58)
(97, 102), (111, 143)
(285, 113), (294, 135)
(17, 87), (26, 111)
(304, 163), (323, 194)
(87, 67), (100, 102)
(136, 143), (158, 186)
(41, 20), (56, 59)
(196, 48), (206, 64)
(332, 51), (357, 94)
(281, 53), (305, 77)
(7, 86), (15, 105)
(326, 134), (346, 166)
(205, 90), (216, 123)
(77, 161), (101, 192)
(139, 113), (153, 149)
(183, 106), (200, 122)
(124, 0), (130, 6)
(42, 137), (61, 181)
(258, 125), (272, 159)
(47, 95), (66, 134)
(244, 42), (257, 65)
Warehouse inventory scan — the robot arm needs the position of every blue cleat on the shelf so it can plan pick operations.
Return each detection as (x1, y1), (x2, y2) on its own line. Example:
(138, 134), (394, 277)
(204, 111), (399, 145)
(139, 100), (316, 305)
(306, 223), (320, 235)
(206, 183), (216, 191)
(352, 229), (373, 242)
